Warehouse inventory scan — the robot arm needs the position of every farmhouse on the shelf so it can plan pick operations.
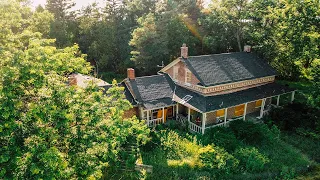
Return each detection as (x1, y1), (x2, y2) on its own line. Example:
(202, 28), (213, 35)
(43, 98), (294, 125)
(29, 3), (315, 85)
(110, 44), (295, 134)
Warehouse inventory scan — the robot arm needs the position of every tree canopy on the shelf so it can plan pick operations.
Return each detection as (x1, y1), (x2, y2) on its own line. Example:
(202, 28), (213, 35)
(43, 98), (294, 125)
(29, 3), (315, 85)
(0, 1), (150, 178)
(41, 0), (319, 80)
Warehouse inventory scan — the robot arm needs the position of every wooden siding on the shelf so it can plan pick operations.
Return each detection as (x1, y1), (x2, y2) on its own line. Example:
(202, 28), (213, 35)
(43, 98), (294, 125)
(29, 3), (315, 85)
(165, 61), (200, 85)
(123, 107), (139, 119)
(206, 111), (217, 125)
(246, 101), (259, 114)
(227, 107), (236, 119)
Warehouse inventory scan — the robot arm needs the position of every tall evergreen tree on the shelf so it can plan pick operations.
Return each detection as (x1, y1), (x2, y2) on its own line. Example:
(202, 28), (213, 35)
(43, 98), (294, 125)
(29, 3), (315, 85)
(45, 0), (77, 47)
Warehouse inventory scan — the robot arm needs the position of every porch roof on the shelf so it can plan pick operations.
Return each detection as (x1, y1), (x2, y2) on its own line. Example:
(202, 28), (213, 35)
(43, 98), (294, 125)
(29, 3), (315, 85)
(125, 74), (176, 110)
(173, 82), (295, 113)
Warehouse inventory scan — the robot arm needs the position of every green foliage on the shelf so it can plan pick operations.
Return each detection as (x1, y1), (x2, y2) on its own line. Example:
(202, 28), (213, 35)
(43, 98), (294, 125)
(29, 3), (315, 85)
(309, 63), (320, 108)
(198, 145), (239, 174)
(140, 121), (312, 179)
(0, 0), (53, 48)
(201, 127), (242, 152)
(129, 1), (203, 75)
(295, 128), (320, 140)
(0, 2), (150, 178)
(159, 130), (199, 161)
(250, 0), (320, 80)
(129, 13), (169, 74)
(268, 103), (320, 132)
(76, 1), (134, 75)
(229, 120), (276, 145)
(99, 72), (126, 84)
(46, 0), (77, 48)
(234, 147), (270, 172)
(282, 132), (320, 163)
(202, 0), (251, 53)
(277, 167), (296, 180)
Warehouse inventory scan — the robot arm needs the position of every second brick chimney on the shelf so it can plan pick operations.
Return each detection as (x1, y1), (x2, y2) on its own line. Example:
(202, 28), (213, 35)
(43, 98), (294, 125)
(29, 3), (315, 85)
(181, 43), (188, 58)
(127, 68), (135, 80)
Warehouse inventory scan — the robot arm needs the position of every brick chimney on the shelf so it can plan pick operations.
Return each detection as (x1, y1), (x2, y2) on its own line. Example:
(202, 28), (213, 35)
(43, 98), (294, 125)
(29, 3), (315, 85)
(181, 43), (188, 58)
(244, 45), (251, 53)
(127, 68), (135, 80)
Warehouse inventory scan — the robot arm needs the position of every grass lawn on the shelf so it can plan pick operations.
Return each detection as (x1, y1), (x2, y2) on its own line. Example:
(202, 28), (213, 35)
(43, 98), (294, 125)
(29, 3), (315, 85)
(140, 148), (213, 179)
(281, 132), (320, 163)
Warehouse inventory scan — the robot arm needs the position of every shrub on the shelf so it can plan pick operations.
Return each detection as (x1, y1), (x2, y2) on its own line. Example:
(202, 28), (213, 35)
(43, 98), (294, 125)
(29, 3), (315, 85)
(159, 130), (200, 161)
(234, 147), (270, 172)
(268, 103), (320, 132)
(140, 130), (160, 152)
(277, 167), (296, 180)
(198, 145), (239, 174)
(201, 127), (242, 152)
(160, 130), (181, 159)
(295, 128), (320, 140)
(229, 120), (276, 145)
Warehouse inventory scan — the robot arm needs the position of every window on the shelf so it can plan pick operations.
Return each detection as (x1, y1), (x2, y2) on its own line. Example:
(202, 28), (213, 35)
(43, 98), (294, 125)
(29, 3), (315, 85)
(185, 69), (192, 83)
(255, 100), (262, 108)
(173, 66), (179, 80)
(216, 109), (225, 117)
(235, 104), (245, 116)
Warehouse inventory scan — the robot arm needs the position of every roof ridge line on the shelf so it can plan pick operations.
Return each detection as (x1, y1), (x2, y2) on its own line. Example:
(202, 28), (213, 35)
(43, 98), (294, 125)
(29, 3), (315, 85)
(187, 52), (244, 58)
(134, 74), (164, 79)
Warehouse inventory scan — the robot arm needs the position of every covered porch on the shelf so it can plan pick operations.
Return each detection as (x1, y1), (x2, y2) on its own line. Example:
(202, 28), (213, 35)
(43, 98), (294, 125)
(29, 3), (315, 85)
(140, 105), (176, 127)
(175, 91), (296, 134)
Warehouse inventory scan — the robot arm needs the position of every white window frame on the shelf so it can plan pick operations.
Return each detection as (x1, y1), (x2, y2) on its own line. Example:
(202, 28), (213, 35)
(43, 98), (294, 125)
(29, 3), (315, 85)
(185, 69), (192, 85)
(173, 66), (179, 80)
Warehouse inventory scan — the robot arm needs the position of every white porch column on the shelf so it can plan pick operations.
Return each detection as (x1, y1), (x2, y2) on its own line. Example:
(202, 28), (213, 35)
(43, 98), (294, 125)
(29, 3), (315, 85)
(202, 113), (206, 135)
(176, 104), (179, 120)
(188, 107), (191, 123)
(259, 98), (266, 118)
(243, 103), (248, 120)
(277, 95), (280, 106)
(162, 107), (165, 123)
(139, 108), (143, 119)
(291, 91), (295, 103)
(224, 108), (227, 126)
(147, 110), (149, 126)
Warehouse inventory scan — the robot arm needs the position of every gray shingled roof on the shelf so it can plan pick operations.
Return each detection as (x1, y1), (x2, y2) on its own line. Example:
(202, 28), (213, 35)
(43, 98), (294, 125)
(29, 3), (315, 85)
(125, 74), (176, 109)
(174, 82), (294, 113)
(183, 52), (277, 86)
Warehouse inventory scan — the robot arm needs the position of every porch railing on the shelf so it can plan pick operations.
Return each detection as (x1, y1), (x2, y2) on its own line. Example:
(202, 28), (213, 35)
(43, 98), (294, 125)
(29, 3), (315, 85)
(205, 122), (225, 130)
(147, 118), (163, 127)
(189, 122), (202, 134)
(205, 117), (243, 130)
